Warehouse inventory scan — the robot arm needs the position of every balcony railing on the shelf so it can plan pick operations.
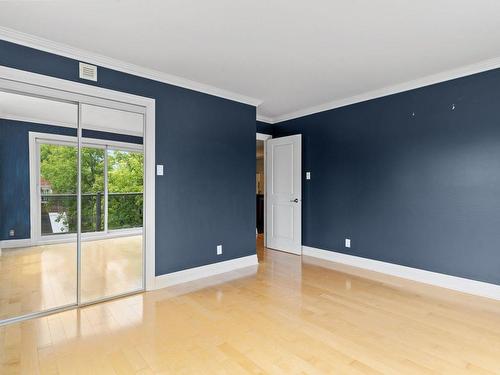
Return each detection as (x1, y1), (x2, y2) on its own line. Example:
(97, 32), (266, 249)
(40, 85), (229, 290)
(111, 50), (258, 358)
(41, 192), (143, 235)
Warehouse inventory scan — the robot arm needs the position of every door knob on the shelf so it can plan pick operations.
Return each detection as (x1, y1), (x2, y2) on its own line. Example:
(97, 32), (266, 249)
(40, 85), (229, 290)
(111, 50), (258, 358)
(290, 198), (299, 203)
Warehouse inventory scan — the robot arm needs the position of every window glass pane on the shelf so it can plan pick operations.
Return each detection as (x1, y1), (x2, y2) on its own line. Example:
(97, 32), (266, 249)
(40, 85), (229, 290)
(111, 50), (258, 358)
(81, 147), (105, 233)
(107, 150), (144, 230)
(40, 143), (77, 235)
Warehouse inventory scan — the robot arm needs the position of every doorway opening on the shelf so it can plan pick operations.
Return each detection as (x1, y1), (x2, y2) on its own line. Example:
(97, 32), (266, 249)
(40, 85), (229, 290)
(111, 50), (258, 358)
(256, 133), (271, 257)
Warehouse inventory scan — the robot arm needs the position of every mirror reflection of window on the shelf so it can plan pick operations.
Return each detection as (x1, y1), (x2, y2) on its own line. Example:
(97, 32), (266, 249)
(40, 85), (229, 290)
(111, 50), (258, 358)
(107, 149), (144, 230)
(40, 143), (78, 235)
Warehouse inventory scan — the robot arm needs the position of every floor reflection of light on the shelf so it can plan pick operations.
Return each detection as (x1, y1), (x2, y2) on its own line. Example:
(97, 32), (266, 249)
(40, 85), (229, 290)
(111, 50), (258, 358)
(216, 290), (223, 302)
(1, 236), (142, 322)
(46, 294), (146, 344)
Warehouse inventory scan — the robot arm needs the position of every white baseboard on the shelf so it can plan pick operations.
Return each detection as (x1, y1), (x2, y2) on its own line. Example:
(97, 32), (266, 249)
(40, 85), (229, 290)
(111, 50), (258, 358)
(0, 230), (143, 250)
(154, 254), (258, 289)
(0, 238), (32, 250)
(302, 246), (500, 301)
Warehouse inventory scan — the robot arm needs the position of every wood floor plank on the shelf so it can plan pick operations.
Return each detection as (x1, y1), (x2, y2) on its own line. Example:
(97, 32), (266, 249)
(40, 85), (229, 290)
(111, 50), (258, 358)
(2, 235), (500, 374)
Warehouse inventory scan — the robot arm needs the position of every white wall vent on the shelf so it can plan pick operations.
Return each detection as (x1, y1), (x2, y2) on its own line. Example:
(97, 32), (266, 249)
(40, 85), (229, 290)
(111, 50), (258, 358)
(79, 62), (97, 81)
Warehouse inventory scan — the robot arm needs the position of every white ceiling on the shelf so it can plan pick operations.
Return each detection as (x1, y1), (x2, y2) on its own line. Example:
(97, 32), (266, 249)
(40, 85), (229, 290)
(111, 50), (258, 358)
(1, 0), (500, 123)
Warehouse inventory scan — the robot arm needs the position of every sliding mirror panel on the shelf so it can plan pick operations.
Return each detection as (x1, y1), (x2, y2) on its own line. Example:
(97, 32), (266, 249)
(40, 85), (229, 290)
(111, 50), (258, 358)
(79, 104), (144, 303)
(0, 90), (78, 322)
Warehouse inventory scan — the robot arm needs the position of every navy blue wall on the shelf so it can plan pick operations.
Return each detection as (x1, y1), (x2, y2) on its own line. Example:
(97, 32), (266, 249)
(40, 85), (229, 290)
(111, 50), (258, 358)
(274, 68), (500, 285)
(0, 119), (142, 241)
(256, 120), (273, 135)
(0, 40), (256, 275)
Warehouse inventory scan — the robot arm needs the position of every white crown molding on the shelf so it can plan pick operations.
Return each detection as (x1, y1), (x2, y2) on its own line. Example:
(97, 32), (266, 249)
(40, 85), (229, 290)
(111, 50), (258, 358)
(256, 115), (274, 124)
(271, 55), (500, 124)
(0, 26), (262, 107)
(303, 246), (500, 301)
(154, 254), (258, 289)
(5, 26), (500, 123)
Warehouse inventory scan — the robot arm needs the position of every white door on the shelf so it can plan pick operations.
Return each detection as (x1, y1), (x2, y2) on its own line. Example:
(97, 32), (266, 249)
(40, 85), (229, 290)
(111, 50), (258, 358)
(266, 134), (302, 254)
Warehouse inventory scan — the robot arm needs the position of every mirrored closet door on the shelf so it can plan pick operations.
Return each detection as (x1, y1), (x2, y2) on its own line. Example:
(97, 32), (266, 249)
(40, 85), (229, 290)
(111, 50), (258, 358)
(0, 91), (78, 322)
(0, 85), (146, 325)
(79, 104), (144, 304)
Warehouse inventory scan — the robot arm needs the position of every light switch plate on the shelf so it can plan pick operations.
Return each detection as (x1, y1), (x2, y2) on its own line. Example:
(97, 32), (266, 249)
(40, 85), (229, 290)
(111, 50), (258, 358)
(345, 238), (351, 248)
(217, 245), (223, 255)
(306, 172), (311, 180)
(156, 164), (164, 176)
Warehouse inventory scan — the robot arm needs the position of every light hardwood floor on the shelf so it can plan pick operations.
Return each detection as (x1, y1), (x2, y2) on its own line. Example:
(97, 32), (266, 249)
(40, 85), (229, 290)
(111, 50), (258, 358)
(2, 235), (500, 374)
(0, 236), (143, 321)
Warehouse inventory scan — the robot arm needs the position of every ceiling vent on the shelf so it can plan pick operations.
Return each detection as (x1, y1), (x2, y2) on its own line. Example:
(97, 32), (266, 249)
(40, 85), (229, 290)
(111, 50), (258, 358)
(79, 62), (97, 81)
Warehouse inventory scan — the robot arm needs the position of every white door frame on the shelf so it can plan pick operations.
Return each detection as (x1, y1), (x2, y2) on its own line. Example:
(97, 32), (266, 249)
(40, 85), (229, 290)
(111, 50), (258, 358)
(256, 133), (272, 247)
(0, 65), (156, 292)
(265, 134), (302, 254)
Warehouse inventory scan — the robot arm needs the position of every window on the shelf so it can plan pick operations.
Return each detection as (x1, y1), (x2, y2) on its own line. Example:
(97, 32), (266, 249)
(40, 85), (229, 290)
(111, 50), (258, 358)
(33, 133), (143, 241)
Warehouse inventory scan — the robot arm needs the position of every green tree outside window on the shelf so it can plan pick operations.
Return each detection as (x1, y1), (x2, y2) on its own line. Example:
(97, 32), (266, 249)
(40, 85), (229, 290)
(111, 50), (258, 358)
(40, 143), (143, 234)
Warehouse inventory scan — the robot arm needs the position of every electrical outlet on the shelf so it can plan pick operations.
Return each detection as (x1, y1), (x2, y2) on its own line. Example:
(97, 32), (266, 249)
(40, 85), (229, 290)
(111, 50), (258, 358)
(217, 245), (223, 255)
(306, 171), (311, 180)
(345, 238), (351, 248)
(9, 229), (15, 237)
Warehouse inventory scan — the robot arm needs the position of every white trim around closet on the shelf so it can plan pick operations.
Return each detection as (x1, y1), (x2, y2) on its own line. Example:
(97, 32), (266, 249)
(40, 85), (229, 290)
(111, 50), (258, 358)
(0, 64), (156, 291)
